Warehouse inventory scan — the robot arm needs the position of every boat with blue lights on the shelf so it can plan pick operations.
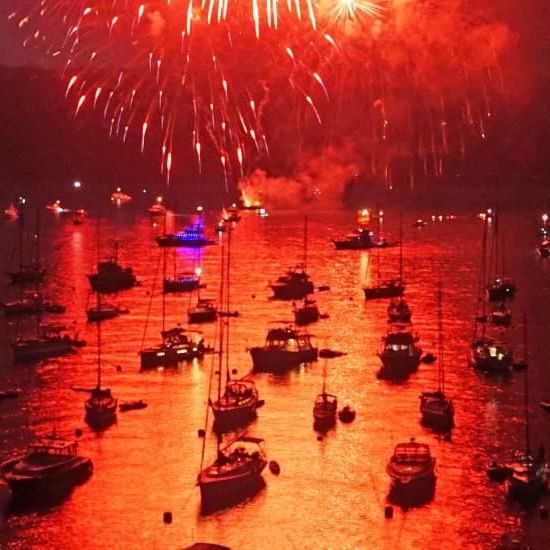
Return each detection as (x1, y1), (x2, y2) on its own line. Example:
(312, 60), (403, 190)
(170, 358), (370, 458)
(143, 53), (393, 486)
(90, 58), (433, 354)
(156, 222), (216, 248)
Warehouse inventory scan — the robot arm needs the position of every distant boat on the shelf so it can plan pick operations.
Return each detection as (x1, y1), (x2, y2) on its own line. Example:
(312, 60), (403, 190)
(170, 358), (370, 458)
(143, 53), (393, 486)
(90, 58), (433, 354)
(249, 326), (318, 372)
(0, 389), (20, 400)
(334, 227), (394, 250)
(0, 432), (93, 503)
(490, 302), (512, 327)
(386, 438), (436, 504)
(110, 188), (132, 205)
(3, 202), (18, 220)
(378, 323), (422, 379)
(5, 202), (46, 285)
(537, 238), (550, 257)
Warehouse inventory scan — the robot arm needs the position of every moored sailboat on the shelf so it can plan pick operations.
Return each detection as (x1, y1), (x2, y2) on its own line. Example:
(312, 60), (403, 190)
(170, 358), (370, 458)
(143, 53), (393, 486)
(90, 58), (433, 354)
(506, 316), (549, 501)
(377, 322), (422, 380)
(84, 293), (118, 429)
(313, 360), (337, 430)
(210, 226), (260, 432)
(419, 283), (454, 431)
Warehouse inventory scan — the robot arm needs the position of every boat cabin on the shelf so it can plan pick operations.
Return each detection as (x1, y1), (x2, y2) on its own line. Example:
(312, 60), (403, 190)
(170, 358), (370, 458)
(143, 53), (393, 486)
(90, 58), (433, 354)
(264, 327), (313, 351)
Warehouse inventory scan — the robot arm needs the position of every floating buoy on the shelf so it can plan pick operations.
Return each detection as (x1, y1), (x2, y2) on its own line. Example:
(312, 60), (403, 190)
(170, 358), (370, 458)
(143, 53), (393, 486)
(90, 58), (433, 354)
(421, 353), (436, 364)
(198, 429), (206, 438)
(269, 460), (281, 475)
(75, 428), (83, 437)
(540, 506), (548, 519)
(232, 369), (238, 375)
(338, 406), (356, 423)
(317, 435), (323, 441)
(163, 511), (172, 524)
(384, 505), (394, 519)
(116, 365), (122, 372)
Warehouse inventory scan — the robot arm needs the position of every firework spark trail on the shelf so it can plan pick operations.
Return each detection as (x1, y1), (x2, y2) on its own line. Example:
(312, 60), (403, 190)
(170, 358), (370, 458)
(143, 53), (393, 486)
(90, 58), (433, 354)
(8, 0), (510, 189)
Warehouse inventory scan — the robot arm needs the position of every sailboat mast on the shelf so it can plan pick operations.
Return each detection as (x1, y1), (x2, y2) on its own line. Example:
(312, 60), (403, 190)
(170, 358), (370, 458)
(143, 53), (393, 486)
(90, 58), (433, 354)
(225, 226), (231, 384)
(438, 281), (444, 393)
(217, 231), (226, 405)
(304, 215), (308, 272)
(399, 213), (403, 284)
(97, 291), (102, 389)
(523, 314), (530, 455)
(18, 199), (24, 271)
(162, 214), (167, 337)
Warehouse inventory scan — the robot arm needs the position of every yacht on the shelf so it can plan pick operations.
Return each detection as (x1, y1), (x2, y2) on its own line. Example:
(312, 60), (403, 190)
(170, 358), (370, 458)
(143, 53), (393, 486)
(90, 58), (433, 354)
(1, 433), (93, 503)
(249, 326), (318, 372)
(378, 323), (422, 379)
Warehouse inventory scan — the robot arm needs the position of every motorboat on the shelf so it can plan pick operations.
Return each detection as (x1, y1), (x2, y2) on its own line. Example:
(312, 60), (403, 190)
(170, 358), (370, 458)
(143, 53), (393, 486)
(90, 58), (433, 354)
(293, 298), (320, 325)
(86, 302), (129, 322)
(197, 435), (267, 514)
(188, 298), (218, 324)
(313, 392), (338, 429)
(2, 291), (65, 316)
(537, 239), (550, 257)
(506, 452), (548, 501)
(334, 228), (394, 250)
(249, 326), (318, 372)
(110, 188), (132, 205)
(377, 323), (422, 379)
(269, 265), (314, 300)
(470, 338), (512, 373)
(11, 324), (84, 362)
(140, 327), (209, 369)
(386, 438), (436, 503)
(156, 223), (215, 248)
(163, 272), (205, 293)
(119, 399), (148, 412)
(387, 297), (412, 324)
(487, 277), (516, 301)
(87, 244), (139, 293)
(1, 433), (93, 503)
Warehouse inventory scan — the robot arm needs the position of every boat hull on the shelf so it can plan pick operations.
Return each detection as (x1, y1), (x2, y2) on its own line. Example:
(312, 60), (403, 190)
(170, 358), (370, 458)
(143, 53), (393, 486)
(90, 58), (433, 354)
(163, 279), (204, 293)
(269, 282), (314, 300)
(212, 403), (257, 431)
(250, 347), (318, 372)
(12, 340), (75, 362)
(364, 285), (404, 300)
(188, 310), (217, 323)
(3, 458), (93, 504)
(198, 466), (266, 514)
(140, 345), (205, 369)
(378, 350), (422, 379)
(87, 273), (137, 293)
(6, 269), (46, 285)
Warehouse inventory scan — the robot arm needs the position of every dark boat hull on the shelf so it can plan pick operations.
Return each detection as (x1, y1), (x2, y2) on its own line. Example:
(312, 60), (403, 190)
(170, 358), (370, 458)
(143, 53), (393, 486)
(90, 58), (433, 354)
(6, 269), (46, 285)
(12, 340), (75, 362)
(270, 282), (314, 300)
(140, 345), (205, 369)
(364, 285), (404, 300)
(212, 403), (257, 431)
(188, 310), (217, 323)
(378, 351), (421, 379)
(199, 470), (265, 514)
(3, 458), (93, 503)
(250, 347), (318, 372)
(87, 273), (137, 293)
(163, 279), (204, 293)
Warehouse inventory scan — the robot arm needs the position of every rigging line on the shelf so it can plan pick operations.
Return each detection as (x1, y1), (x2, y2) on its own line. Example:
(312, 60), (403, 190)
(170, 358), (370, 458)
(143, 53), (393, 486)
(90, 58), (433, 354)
(139, 248), (163, 351)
